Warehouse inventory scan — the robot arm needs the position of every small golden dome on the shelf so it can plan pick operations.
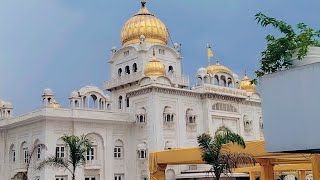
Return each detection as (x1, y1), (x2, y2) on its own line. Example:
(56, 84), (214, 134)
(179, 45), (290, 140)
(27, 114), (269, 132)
(207, 60), (233, 76)
(121, 2), (169, 46)
(50, 99), (61, 109)
(144, 50), (165, 76)
(240, 72), (256, 92)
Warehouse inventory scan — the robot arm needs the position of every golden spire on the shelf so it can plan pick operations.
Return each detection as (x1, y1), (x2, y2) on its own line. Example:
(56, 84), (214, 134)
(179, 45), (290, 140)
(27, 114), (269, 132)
(120, 1), (169, 46)
(141, 0), (146, 7)
(240, 71), (256, 92)
(144, 49), (165, 76)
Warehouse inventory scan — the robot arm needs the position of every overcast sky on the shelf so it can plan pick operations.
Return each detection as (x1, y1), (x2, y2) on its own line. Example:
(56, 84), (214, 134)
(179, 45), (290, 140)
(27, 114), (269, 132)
(0, 0), (319, 114)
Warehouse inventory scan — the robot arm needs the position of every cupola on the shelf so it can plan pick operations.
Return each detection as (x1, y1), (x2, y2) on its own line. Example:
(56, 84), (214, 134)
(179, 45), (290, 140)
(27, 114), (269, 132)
(121, 1), (169, 46)
(144, 49), (165, 76)
(240, 71), (256, 92)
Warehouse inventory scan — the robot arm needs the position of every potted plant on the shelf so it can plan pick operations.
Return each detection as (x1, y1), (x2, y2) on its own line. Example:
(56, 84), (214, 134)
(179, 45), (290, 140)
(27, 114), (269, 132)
(252, 12), (320, 84)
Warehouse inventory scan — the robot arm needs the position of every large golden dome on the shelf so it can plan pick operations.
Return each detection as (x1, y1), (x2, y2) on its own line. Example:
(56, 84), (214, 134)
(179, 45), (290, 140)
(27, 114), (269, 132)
(121, 2), (169, 46)
(207, 60), (233, 76)
(240, 72), (256, 92)
(144, 50), (165, 76)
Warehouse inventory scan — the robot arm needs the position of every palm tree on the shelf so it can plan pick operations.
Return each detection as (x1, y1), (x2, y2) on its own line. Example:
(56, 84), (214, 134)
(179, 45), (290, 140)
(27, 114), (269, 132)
(37, 134), (92, 180)
(11, 143), (47, 180)
(197, 130), (255, 180)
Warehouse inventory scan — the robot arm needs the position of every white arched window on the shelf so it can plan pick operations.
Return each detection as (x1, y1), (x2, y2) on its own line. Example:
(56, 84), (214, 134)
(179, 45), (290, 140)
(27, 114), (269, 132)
(186, 108), (197, 126)
(220, 75), (227, 87)
(214, 75), (219, 85)
(163, 106), (175, 124)
(125, 65), (130, 75)
(125, 96), (130, 108)
(20, 142), (28, 164)
(89, 94), (97, 109)
(9, 144), (15, 163)
(227, 77), (233, 87)
(196, 76), (202, 86)
(203, 76), (209, 84)
(168, 66), (174, 74)
(118, 68), (122, 77)
(118, 96), (123, 109)
(133, 63), (138, 73)
(114, 140), (124, 159)
(137, 143), (147, 159)
(243, 115), (253, 131)
(56, 138), (65, 159)
(136, 107), (147, 125)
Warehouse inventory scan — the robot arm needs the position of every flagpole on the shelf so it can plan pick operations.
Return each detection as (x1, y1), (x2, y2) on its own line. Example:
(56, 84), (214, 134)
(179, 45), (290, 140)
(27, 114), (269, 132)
(207, 43), (211, 66)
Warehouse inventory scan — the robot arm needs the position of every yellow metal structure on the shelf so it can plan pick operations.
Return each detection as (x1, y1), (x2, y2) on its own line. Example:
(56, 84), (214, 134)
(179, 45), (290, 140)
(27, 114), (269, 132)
(206, 60), (233, 76)
(240, 71), (256, 92)
(121, 2), (169, 46)
(149, 140), (318, 180)
(144, 51), (165, 77)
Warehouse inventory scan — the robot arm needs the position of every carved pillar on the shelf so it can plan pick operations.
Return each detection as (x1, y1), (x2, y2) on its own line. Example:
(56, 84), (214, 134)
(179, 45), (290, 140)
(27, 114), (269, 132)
(258, 159), (274, 180)
(312, 154), (320, 180)
(249, 171), (256, 180)
(299, 170), (306, 180)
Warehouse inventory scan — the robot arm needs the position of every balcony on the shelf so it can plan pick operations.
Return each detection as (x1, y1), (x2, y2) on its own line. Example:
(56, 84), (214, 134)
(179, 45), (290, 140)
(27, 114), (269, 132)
(168, 74), (189, 87)
(104, 71), (144, 90)
(14, 163), (27, 172)
(104, 71), (190, 90)
(84, 160), (102, 169)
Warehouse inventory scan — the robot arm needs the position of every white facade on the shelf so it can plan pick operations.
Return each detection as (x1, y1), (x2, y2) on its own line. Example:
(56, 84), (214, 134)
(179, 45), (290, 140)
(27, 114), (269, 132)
(0, 2), (263, 180)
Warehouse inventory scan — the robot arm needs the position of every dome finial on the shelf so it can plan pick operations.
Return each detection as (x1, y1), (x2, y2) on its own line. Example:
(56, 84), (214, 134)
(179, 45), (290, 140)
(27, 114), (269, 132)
(244, 70), (247, 76)
(141, 0), (146, 7)
(216, 59), (220, 65)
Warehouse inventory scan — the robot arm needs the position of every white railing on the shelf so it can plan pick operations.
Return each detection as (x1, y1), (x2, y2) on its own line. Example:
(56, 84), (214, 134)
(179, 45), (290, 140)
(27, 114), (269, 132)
(169, 74), (189, 86)
(14, 163), (27, 171)
(104, 71), (190, 89)
(85, 160), (102, 169)
(104, 71), (144, 89)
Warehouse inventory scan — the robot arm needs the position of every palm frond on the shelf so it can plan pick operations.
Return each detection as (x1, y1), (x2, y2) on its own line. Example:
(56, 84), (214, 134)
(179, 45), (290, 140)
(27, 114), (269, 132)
(37, 156), (72, 174)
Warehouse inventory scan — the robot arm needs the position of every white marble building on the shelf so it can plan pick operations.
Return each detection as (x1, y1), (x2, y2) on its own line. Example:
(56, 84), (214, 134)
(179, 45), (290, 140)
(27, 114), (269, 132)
(0, 2), (262, 180)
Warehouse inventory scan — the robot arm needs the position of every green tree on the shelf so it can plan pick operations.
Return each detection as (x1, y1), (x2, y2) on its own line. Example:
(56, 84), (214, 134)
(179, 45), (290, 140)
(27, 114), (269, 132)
(197, 131), (255, 180)
(37, 135), (92, 180)
(252, 12), (320, 84)
(11, 143), (47, 180)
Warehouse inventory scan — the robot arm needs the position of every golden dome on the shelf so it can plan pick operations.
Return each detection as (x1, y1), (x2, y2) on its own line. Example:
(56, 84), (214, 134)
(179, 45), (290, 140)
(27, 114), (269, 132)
(206, 60), (233, 76)
(144, 50), (165, 76)
(240, 72), (256, 92)
(120, 2), (169, 46)
(50, 99), (61, 109)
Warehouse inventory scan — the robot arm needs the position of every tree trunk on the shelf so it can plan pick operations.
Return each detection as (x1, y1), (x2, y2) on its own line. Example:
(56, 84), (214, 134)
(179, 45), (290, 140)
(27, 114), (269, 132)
(215, 172), (221, 180)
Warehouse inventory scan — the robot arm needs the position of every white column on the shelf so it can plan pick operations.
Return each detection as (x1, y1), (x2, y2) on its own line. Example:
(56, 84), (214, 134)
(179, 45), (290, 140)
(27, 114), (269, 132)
(105, 127), (113, 180)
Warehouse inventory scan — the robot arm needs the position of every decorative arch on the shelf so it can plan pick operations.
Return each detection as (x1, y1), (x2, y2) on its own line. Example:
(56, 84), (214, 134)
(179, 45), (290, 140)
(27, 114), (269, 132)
(132, 63), (138, 72)
(220, 75), (227, 86)
(215, 125), (232, 135)
(86, 133), (105, 161)
(9, 144), (15, 163)
(114, 139), (124, 159)
(20, 141), (28, 163)
(125, 65), (130, 75)
(118, 68), (122, 77)
(214, 75), (219, 85)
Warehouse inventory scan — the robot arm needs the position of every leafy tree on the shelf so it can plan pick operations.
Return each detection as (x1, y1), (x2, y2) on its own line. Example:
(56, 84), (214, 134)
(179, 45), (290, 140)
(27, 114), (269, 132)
(11, 143), (47, 180)
(252, 12), (320, 84)
(37, 135), (92, 180)
(197, 131), (255, 180)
